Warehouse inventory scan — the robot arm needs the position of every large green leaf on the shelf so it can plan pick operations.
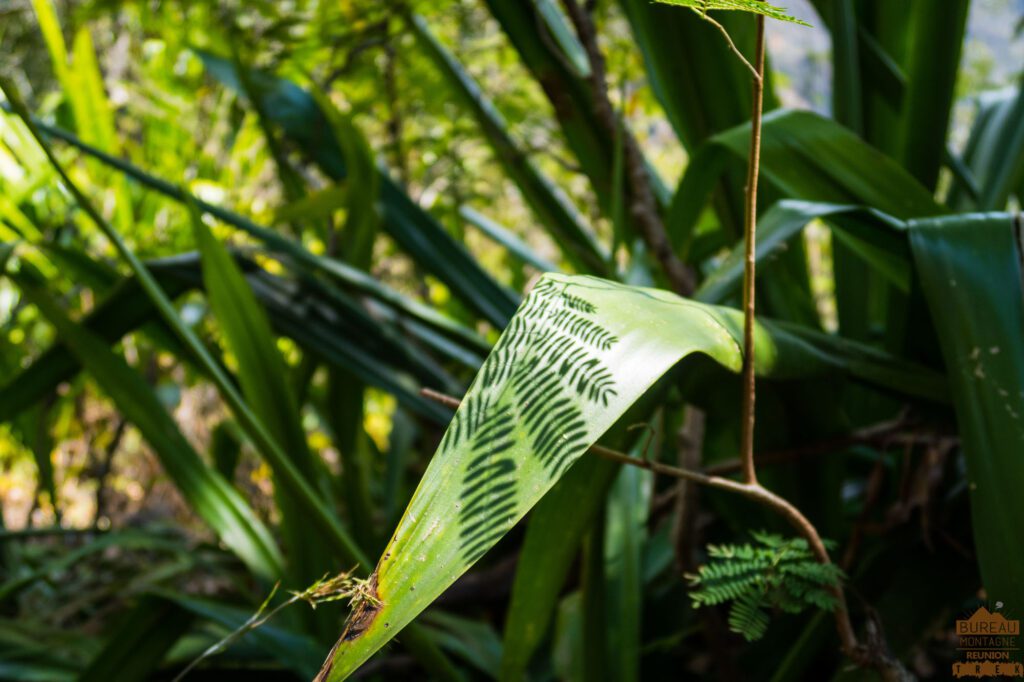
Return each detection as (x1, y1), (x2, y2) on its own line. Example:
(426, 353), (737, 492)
(885, 1), (969, 191)
(714, 109), (941, 219)
(8, 264), (284, 580)
(909, 212), (1024, 612)
(669, 109), (942, 257)
(811, 0), (969, 191)
(695, 200), (908, 305)
(807, 0), (968, 367)
(601, 449), (652, 682)
(669, 109), (942, 354)
(315, 273), (944, 679)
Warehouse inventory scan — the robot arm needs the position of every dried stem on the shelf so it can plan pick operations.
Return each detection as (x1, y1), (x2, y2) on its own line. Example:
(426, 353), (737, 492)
(175, 571), (360, 682)
(670, 408), (705, 573)
(695, 10), (762, 81)
(93, 417), (127, 525)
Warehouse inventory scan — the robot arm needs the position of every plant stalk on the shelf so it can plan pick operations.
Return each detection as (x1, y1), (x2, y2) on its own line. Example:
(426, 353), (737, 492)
(739, 15), (766, 486)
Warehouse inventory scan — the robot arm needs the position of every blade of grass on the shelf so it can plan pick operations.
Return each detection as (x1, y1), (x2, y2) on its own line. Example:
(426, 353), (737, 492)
(459, 206), (560, 274)
(602, 446), (652, 682)
(909, 212), (1024, 613)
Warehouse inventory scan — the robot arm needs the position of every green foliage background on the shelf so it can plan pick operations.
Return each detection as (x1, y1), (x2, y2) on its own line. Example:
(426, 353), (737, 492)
(0, 0), (1022, 680)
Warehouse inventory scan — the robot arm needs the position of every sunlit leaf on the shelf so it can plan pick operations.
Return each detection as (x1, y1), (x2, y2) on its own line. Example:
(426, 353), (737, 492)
(316, 273), (943, 679)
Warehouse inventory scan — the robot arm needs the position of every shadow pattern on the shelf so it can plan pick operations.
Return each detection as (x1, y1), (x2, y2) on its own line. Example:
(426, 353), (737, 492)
(453, 278), (620, 563)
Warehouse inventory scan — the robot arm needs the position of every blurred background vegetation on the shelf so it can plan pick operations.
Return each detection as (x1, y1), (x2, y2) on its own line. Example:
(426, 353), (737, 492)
(0, 0), (1023, 680)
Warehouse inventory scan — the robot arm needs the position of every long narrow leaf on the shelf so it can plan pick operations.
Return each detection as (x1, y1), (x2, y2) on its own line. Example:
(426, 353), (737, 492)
(948, 86), (1024, 211)
(0, 254), (453, 425)
(909, 212), (1024, 612)
(79, 597), (193, 682)
(189, 205), (337, 626)
(696, 200), (908, 304)
(459, 206), (560, 274)
(500, 456), (619, 681)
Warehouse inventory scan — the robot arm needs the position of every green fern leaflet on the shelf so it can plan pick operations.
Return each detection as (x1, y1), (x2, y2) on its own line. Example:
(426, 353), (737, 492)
(687, 531), (844, 641)
(655, 0), (811, 26)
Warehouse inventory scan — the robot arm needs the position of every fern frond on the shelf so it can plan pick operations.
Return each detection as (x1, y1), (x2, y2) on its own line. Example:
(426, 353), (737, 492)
(729, 591), (771, 641)
(654, 0), (811, 26)
(802, 588), (839, 611)
(780, 560), (844, 585)
(687, 531), (842, 641)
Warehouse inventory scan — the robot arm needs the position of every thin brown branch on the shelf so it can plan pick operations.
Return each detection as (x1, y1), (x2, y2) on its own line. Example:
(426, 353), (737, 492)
(696, 10), (762, 81)
(738, 14), (766, 486)
(560, 0), (695, 296)
(420, 387), (460, 410)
